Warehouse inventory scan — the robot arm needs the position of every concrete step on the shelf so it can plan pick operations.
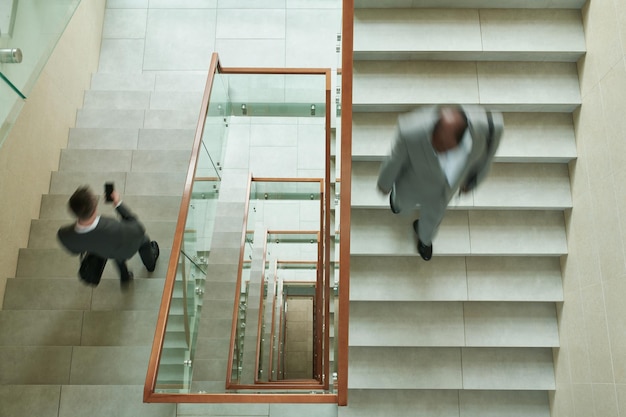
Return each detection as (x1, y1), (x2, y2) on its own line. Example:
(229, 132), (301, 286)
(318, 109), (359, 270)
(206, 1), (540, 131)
(348, 346), (555, 390)
(349, 301), (559, 347)
(75, 108), (199, 130)
(353, 61), (581, 112)
(14, 247), (171, 278)
(58, 149), (191, 173)
(82, 90), (204, 111)
(354, 0), (585, 8)
(68, 127), (195, 151)
(39, 194), (182, 221)
(354, 9), (584, 62)
(90, 71), (207, 93)
(352, 161), (572, 210)
(350, 209), (567, 256)
(3, 277), (165, 311)
(352, 112), (577, 163)
(0, 385), (175, 417)
(49, 171), (186, 196)
(350, 256), (563, 302)
(339, 389), (550, 417)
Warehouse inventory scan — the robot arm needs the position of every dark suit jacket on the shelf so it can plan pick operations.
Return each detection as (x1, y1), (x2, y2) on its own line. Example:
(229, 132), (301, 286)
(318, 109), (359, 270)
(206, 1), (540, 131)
(57, 203), (146, 261)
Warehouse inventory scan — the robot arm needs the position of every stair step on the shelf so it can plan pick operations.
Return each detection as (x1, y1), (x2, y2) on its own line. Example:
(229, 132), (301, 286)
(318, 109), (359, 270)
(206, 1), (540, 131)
(81, 310), (158, 346)
(340, 389), (550, 417)
(15, 247), (172, 278)
(83, 90), (151, 109)
(348, 346), (555, 390)
(350, 301), (558, 347)
(354, 9), (584, 62)
(90, 71), (207, 92)
(76, 108), (199, 130)
(352, 112), (577, 163)
(67, 128), (196, 151)
(3, 277), (165, 311)
(350, 256), (563, 302)
(0, 346), (73, 384)
(354, 0), (586, 8)
(0, 310), (83, 346)
(70, 346), (152, 385)
(49, 171), (186, 196)
(58, 149), (191, 173)
(353, 61), (581, 112)
(39, 194), (183, 221)
(350, 209), (567, 256)
(352, 161), (572, 210)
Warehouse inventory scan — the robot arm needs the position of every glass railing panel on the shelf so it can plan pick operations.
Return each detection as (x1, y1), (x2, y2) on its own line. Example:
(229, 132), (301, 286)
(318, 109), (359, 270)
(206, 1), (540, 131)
(155, 251), (207, 393)
(225, 74), (326, 117)
(0, 0), (81, 145)
(197, 72), (229, 178)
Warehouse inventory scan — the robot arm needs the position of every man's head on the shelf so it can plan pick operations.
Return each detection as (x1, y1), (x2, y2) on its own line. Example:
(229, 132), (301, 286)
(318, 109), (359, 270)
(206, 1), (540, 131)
(68, 186), (98, 222)
(431, 106), (468, 153)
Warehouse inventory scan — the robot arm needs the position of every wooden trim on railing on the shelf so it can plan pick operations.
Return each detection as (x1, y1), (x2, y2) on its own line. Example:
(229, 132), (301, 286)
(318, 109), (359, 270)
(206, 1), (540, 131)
(144, 52), (221, 402)
(338, 0), (354, 406)
(226, 172), (253, 388)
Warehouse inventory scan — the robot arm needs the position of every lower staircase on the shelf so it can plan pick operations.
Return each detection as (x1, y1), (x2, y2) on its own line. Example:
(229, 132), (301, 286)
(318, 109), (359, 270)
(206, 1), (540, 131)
(0, 70), (203, 416)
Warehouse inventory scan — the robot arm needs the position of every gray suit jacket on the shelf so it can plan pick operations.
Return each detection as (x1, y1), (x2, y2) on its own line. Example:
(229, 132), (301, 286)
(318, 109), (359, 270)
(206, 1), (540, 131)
(57, 203), (147, 261)
(377, 105), (504, 212)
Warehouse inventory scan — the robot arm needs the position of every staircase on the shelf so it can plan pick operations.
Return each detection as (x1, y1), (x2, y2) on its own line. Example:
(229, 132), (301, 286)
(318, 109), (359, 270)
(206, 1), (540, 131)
(0, 70), (205, 415)
(340, 1), (583, 416)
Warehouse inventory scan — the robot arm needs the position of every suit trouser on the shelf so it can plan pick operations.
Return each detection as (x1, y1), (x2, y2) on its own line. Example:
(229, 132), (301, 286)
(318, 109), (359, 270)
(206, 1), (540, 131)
(394, 180), (448, 246)
(113, 236), (158, 281)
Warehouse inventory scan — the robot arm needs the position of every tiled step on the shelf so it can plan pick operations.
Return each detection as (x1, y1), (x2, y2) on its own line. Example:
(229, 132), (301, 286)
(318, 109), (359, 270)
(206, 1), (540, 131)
(90, 71), (207, 93)
(28, 219), (176, 249)
(14, 247), (172, 278)
(349, 256), (563, 302)
(354, 0), (585, 8)
(339, 389), (550, 417)
(68, 128), (195, 150)
(0, 385), (175, 417)
(3, 277), (165, 311)
(352, 112), (577, 163)
(354, 9), (584, 62)
(75, 108), (199, 129)
(49, 171), (186, 196)
(353, 61), (581, 112)
(352, 161), (572, 210)
(349, 301), (559, 347)
(58, 149), (191, 172)
(82, 90), (204, 112)
(39, 194), (183, 221)
(350, 209), (567, 256)
(348, 346), (555, 390)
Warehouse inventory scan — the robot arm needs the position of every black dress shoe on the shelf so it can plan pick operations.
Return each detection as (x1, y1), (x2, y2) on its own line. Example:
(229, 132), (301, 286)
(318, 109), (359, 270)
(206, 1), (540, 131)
(151, 241), (160, 260)
(413, 220), (432, 261)
(390, 186), (400, 214)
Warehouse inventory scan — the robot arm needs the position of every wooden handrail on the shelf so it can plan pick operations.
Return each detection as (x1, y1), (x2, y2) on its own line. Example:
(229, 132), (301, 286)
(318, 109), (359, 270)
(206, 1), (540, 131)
(338, 0), (354, 407)
(145, 52), (343, 403)
(144, 52), (221, 402)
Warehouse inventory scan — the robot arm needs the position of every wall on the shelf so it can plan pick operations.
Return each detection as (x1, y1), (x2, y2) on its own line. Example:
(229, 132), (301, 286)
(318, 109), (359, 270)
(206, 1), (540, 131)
(0, 0), (105, 307)
(552, 0), (626, 415)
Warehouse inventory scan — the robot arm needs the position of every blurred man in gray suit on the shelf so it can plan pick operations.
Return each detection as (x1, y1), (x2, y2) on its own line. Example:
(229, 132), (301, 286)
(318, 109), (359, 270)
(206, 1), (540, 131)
(377, 105), (503, 261)
(57, 185), (160, 287)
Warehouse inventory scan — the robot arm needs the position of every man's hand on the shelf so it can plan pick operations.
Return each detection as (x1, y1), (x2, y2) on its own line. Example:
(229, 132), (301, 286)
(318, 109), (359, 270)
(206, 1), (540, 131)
(110, 190), (121, 206)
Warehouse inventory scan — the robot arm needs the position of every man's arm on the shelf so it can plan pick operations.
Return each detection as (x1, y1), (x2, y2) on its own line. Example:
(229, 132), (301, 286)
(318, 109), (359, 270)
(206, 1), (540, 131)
(377, 128), (409, 194)
(110, 190), (138, 221)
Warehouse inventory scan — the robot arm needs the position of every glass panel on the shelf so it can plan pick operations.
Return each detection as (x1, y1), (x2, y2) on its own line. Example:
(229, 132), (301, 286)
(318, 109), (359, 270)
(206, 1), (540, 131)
(225, 74), (326, 117)
(0, 0), (81, 145)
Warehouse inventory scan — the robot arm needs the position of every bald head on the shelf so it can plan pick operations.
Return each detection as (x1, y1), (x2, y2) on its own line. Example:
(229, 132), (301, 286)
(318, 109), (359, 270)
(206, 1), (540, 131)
(431, 106), (468, 153)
